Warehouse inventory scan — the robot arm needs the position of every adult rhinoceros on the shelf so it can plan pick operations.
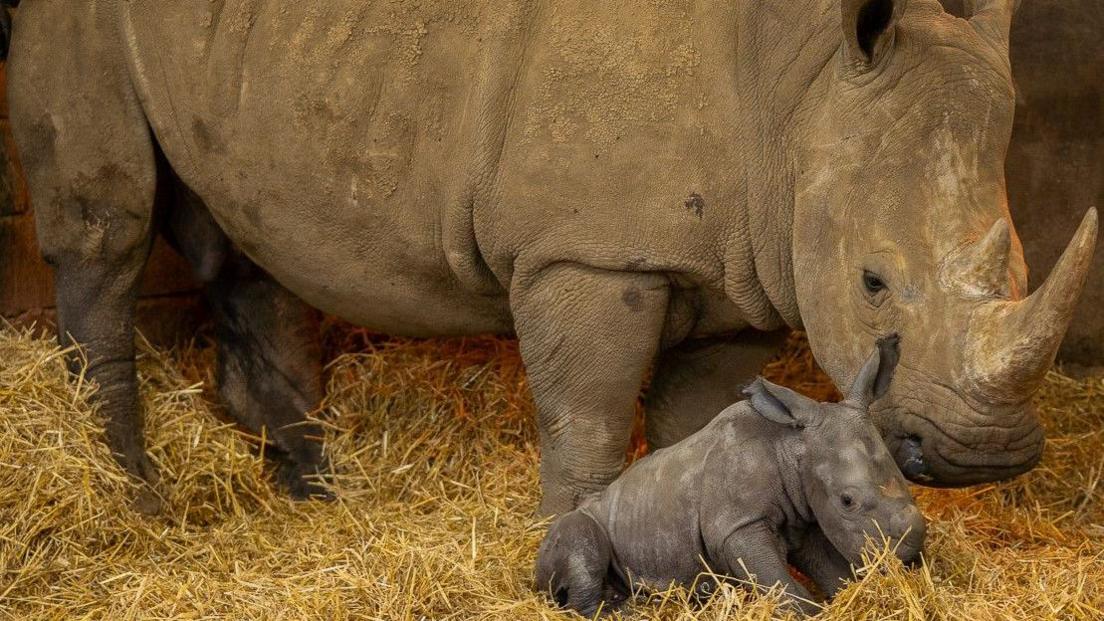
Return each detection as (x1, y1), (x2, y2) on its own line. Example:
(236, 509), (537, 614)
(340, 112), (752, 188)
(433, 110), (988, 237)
(6, 0), (1096, 515)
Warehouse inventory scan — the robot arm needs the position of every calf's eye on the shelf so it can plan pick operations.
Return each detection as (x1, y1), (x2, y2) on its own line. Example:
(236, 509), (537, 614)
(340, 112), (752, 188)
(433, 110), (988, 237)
(841, 493), (855, 508)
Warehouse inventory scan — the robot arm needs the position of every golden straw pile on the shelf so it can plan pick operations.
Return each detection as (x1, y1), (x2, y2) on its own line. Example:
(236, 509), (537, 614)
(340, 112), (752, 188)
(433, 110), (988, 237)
(0, 325), (1101, 620)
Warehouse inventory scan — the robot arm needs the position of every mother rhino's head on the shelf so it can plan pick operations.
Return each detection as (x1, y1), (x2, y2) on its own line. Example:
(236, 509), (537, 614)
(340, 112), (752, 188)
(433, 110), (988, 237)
(791, 0), (1098, 486)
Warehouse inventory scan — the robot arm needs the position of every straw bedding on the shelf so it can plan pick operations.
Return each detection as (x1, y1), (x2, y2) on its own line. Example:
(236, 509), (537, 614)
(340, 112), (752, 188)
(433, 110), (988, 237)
(0, 324), (1101, 620)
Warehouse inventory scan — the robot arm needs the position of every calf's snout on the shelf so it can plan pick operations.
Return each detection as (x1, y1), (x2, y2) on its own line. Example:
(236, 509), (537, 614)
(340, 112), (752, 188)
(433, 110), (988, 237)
(887, 505), (926, 566)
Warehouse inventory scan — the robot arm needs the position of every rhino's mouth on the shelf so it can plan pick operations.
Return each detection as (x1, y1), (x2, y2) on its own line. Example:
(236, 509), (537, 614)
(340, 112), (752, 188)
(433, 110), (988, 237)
(873, 400), (1045, 487)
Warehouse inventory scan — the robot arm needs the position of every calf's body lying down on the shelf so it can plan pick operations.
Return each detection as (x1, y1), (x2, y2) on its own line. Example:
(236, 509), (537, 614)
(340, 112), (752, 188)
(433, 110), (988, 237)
(536, 337), (925, 616)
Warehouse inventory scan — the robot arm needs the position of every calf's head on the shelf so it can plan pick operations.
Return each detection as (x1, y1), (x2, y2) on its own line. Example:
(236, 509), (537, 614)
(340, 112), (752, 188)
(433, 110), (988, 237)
(746, 337), (925, 565)
(792, 0), (1098, 486)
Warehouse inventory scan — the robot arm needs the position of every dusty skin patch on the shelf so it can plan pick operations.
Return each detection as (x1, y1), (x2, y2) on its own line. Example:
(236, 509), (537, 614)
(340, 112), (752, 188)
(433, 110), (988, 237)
(0, 326), (1101, 619)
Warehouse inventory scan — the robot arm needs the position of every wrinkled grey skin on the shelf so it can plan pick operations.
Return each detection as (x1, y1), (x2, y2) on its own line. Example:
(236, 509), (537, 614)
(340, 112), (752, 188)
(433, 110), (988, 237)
(5, 0), (1097, 514)
(536, 339), (925, 617)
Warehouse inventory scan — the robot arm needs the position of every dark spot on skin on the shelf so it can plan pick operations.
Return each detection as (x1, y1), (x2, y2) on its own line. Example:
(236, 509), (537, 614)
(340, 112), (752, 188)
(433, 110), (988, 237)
(621, 287), (643, 312)
(685, 193), (705, 219)
(192, 118), (227, 154)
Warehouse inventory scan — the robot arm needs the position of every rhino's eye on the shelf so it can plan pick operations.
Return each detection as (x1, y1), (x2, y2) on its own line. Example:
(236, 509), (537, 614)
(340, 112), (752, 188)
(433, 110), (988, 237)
(863, 270), (887, 295)
(840, 493), (855, 509)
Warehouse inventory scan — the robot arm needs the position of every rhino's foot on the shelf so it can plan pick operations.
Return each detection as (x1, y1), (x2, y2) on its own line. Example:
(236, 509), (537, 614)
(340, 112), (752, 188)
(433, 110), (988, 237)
(273, 452), (335, 501)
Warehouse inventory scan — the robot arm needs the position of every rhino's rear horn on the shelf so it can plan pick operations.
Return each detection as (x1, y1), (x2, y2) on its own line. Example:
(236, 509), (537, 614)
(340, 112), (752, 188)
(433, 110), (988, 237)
(966, 208), (1098, 402)
(948, 218), (1013, 298)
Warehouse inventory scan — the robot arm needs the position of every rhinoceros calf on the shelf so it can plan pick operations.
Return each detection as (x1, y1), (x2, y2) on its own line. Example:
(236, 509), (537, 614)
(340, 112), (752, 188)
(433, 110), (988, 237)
(536, 338), (924, 617)
(5, 0), (1098, 514)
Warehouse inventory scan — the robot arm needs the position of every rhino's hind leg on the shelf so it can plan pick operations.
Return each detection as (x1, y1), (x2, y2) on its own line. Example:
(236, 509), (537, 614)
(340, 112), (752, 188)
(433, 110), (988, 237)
(644, 330), (787, 449)
(210, 259), (329, 499)
(536, 510), (615, 617)
(163, 186), (329, 499)
(7, 2), (161, 512)
(511, 264), (669, 515)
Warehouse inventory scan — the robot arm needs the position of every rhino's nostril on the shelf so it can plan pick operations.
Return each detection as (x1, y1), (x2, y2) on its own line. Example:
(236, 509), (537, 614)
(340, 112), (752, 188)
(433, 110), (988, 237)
(898, 435), (930, 481)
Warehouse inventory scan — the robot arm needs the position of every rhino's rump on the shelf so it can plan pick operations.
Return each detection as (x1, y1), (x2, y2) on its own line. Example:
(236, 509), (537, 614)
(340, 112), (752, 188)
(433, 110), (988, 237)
(585, 428), (721, 590)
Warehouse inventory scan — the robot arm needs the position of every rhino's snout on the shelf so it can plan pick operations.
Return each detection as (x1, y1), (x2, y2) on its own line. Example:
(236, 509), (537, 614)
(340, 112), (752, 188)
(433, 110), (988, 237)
(876, 393), (1046, 487)
(887, 505), (926, 567)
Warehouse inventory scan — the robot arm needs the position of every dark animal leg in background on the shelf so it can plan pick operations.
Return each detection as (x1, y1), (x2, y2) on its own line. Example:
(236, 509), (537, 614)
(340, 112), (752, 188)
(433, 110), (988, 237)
(645, 330), (787, 449)
(163, 185), (329, 499)
(209, 257), (329, 498)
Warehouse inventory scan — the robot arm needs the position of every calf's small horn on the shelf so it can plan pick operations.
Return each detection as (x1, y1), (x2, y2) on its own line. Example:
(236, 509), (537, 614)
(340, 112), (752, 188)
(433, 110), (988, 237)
(967, 208), (1098, 402)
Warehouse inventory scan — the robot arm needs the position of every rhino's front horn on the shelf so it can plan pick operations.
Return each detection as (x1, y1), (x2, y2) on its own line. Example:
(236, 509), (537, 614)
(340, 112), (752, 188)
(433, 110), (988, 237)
(966, 208), (1098, 403)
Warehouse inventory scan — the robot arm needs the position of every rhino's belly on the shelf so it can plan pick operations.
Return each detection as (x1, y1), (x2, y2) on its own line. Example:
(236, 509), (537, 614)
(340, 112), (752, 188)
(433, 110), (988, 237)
(194, 182), (511, 337)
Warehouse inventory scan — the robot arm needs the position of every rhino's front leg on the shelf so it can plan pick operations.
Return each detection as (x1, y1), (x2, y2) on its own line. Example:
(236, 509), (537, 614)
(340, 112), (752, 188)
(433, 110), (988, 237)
(717, 522), (819, 616)
(512, 264), (668, 516)
(644, 330), (787, 449)
(789, 526), (854, 599)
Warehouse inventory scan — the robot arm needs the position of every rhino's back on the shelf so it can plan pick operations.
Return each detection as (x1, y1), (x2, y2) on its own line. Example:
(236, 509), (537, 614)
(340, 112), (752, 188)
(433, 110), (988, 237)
(114, 0), (784, 337)
(118, 0), (534, 334)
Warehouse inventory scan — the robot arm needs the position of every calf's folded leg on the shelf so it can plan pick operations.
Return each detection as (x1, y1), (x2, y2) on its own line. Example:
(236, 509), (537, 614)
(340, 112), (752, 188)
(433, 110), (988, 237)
(535, 510), (613, 617)
(716, 522), (820, 616)
(789, 526), (854, 598)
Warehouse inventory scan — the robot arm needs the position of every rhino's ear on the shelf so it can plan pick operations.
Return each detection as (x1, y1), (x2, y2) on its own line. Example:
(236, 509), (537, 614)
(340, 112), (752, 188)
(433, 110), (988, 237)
(841, 0), (909, 69)
(744, 378), (819, 429)
(847, 334), (901, 408)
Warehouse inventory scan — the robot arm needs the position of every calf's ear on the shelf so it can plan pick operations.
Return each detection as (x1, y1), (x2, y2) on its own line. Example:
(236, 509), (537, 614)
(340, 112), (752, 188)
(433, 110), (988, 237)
(847, 334), (901, 407)
(744, 378), (819, 429)
(841, 0), (908, 70)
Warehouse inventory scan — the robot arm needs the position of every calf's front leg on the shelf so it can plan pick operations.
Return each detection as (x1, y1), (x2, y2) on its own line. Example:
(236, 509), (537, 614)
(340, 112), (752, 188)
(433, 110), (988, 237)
(716, 522), (820, 616)
(511, 264), (668, 516)
(789, 526), (854, 599)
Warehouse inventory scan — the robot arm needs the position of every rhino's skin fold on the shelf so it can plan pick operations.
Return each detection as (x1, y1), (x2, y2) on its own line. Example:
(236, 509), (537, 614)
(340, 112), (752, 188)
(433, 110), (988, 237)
(6, 0), (1096, 513)
(536, 342), (925, 617)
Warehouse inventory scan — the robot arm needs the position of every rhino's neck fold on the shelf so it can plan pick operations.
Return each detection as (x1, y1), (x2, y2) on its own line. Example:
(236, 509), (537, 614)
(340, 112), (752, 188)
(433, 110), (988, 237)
(723, 0), (842, 330)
